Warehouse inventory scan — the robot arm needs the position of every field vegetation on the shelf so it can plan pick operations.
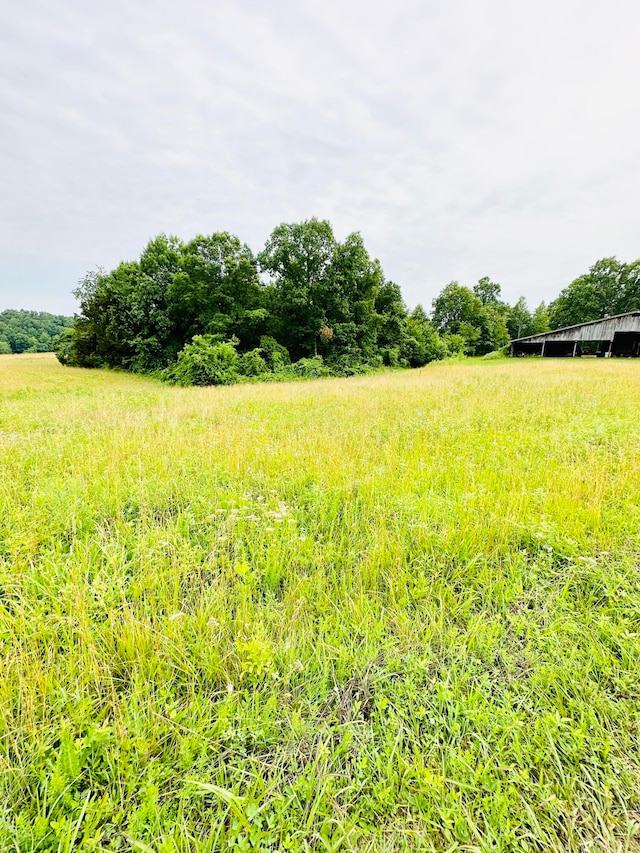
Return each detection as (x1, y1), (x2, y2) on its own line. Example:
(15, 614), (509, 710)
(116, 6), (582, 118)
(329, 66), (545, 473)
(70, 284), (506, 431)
(1, 353), (640, 851)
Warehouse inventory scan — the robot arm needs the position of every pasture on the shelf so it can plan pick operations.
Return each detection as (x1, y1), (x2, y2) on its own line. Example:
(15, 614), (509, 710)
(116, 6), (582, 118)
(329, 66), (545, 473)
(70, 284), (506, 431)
(1, 353), (640, 851)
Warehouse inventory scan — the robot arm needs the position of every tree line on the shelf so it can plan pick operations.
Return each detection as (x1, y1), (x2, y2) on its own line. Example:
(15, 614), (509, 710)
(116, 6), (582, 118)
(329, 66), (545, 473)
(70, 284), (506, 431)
(50, 219), (639, 383)
(0, 310), (73, 355)
(55, 219), (450, 382)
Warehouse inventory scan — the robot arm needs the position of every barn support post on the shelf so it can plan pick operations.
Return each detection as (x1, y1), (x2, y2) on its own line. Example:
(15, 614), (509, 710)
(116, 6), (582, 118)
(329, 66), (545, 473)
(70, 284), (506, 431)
(541, 341), (546, 357)
(572, 341), (578, 357)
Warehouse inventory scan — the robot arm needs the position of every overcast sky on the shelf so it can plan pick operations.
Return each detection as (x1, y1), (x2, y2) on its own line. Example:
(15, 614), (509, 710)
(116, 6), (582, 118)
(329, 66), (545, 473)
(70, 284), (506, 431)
(1, 0), (639, 315)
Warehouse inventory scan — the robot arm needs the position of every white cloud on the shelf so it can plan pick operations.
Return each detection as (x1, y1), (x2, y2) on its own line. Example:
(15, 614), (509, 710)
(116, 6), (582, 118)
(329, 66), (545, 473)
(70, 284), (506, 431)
(1, 0), (639, 313)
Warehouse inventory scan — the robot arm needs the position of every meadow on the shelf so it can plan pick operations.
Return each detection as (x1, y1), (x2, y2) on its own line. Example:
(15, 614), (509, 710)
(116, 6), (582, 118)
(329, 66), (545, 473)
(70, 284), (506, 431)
(1, 352), (640, 852)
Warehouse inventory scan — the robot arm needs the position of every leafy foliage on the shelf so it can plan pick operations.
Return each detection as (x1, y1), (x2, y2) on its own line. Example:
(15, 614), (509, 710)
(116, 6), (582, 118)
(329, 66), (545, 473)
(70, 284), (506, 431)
(432, 280), (509, 355)
(0, 309), (72, 354)
(53, 219), (640, 381)
(166, 335), (241, 386)
(60, 220), (449, 382)
(549, 257), (640, 328)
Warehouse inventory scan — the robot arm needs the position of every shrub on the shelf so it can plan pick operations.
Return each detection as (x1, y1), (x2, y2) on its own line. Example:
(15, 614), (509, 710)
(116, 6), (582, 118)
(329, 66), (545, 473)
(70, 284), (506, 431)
(442, 334), (467, 357)
(289, 356), (330, 378)
(240, 348), (269, 377)
(330, 355), (369, 376)
(168, 335), (240, 386)
(259, 336), (290, 370)
(379, 347), (402, 367)
(483, 344), (510, 360)
(53, 328), (81, 366)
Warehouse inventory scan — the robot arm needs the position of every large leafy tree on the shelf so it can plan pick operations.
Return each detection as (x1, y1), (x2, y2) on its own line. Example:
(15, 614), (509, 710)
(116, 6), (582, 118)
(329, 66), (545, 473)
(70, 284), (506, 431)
(507, 297), (533, 340)
(549, 257), (625, 328)
(259, 218), (336, 359)
(478, 303), (510, 353)
(170, 233), (265, 350)
(323, 232), (382, 363)
(432, 280), (509, 354)
(131, 235), (184, 369)
(72, 263), (143, 368)
(374, 280), (410, 365)
(531, 302), (551, 334)
(473, 276), (502, 306)
(432, 282), (484, 334)
(67, 233), (266, 370)
(432, 282), (485, 353)
(71, 236), (185, 371)
(402, 305), (445, 366)
(618, 260), (640, 314)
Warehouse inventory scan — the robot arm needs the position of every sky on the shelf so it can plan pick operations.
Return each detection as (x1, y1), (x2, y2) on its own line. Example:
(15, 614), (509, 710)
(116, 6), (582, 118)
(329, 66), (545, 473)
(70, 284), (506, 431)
(1, 0), (639, 315)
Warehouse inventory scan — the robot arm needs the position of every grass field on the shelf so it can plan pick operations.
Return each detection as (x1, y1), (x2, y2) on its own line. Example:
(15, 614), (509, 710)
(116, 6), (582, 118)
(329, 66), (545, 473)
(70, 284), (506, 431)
(1, 353), (640, 852)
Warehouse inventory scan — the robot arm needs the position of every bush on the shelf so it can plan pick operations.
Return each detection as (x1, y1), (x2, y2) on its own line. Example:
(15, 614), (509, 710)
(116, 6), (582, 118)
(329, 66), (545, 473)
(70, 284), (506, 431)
(259, 336), (290, 370)
(53, 328), (81, 366)
(329, 355), (369, 376)
(442, 334), (467, 357)
(55, 324), (107, 368)
(402, 332), (448, 367)
(483, 345), (510, 360)
(289, 356), (330, 379)
(379, 347), (402, 367)
(168, 336), (240, 386)
(239, 348), (269, 377)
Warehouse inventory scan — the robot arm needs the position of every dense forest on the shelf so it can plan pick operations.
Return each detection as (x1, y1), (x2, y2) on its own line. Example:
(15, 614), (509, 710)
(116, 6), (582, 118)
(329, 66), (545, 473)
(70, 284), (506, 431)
(29, 218), (640, 383)
(0, 310), (73, 355)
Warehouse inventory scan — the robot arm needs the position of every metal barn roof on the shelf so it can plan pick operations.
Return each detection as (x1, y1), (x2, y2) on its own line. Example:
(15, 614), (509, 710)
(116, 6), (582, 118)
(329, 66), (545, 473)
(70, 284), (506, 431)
(511, 311), (640, 344)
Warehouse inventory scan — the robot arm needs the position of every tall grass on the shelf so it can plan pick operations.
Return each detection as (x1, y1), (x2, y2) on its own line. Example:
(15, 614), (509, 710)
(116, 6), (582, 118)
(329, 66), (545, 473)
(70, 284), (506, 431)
(1, 353), (639, 851)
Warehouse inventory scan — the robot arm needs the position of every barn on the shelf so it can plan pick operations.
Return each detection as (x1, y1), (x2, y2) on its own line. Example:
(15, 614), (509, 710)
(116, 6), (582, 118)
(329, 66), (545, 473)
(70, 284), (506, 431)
(510, 311), (640, 357)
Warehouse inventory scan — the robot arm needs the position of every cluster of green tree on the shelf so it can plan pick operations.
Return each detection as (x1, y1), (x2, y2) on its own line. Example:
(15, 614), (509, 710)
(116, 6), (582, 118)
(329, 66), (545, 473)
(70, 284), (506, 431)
(54, 219), (556, 382)
(430, 278), (550, 354)
(56, 220), (451, 380)
(432, 256), (640, 348)
(0, 310), (73, 355)
(548, 257), (640, 329)
(57, 219), (639, 383)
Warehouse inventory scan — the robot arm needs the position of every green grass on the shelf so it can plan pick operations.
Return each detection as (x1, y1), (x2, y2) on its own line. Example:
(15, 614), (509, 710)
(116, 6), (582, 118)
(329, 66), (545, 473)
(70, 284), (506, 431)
(1, 352), (640, 852)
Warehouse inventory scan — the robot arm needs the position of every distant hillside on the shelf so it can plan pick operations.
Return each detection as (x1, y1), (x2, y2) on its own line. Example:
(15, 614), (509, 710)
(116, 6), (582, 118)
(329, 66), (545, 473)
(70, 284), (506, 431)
(0, 309), (73, 354)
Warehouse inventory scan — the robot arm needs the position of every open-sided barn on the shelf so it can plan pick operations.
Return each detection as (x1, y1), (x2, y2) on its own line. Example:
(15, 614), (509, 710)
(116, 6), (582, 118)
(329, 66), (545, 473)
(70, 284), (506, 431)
(510, 311), (640, 357)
